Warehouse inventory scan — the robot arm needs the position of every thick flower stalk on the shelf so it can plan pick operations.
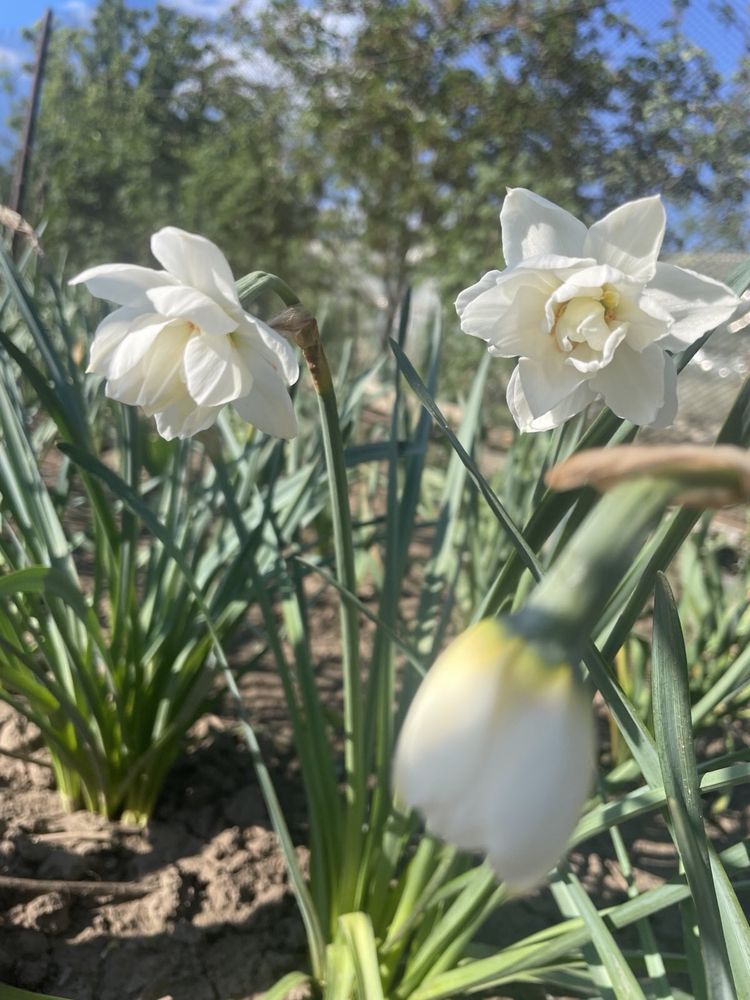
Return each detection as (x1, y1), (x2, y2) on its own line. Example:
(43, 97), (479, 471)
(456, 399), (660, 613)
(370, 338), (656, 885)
(456, 189), (739, 431)
(71, 228), (299, 440)
(395, 618), (594, 890)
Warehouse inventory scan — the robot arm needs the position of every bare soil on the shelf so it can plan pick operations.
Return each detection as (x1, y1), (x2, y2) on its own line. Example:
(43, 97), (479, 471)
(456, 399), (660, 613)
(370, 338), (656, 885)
(0, 696), (309, 1000)
(4, 677), (750, 1000)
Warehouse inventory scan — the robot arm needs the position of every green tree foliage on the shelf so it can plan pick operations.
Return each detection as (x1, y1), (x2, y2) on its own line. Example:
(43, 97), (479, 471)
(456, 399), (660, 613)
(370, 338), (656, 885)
(243, 0), (749, 337)
(13, 0), (750, 341)
(25, 1), (205, 262)
(22, 0), (320, 278)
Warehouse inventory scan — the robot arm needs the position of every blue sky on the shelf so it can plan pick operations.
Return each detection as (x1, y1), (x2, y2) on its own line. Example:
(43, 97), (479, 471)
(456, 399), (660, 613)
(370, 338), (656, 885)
(1, 0), (747, 54)
(0, 0), (748, 161)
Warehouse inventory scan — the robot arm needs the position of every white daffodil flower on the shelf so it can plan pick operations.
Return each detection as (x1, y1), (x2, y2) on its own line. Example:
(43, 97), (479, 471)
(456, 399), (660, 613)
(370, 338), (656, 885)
(395, 619), (594, 891)
(71, 228), (299, 440)
(456, 189), (740, 432)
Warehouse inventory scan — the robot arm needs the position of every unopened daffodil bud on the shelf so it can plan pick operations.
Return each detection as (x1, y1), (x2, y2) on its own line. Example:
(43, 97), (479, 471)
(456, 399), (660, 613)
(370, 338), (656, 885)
(394, 618), (594, 891)
(546, 444), (750, 509)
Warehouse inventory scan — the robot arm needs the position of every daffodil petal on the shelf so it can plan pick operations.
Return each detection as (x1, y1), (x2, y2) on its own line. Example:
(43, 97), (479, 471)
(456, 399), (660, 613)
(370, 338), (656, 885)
(150, 227), (241, 310)
(458, 270), (553, 359)
(248, 316), (300, 385)
(563, 323), (628, 373)
(485, 678), (594, 889)
(87, 306), (145, 374)
(584, 195), (665, 281)
(617, 291), (672, 351)
(232, 377), (298, 440)
(395, 619), (595, 890)
(517, 354), (590, 418)
(463, 286), (543, 357)
(105, 318), (176, 380)
(590, 341), (666, 424)
(650, 356), (679, 429)
(454, 269), (503, 317)
(183, 336), (248, 406)
(70, 263), (178, 306)
(395, 621), (513, 851)
(501, 188), (588, 268)
(506, 367), (595, 432)
(647, 263), (740, 348)
(153, 398), (221, 440)
(145, 286), (238, 337)
(133, 327), (193, 411)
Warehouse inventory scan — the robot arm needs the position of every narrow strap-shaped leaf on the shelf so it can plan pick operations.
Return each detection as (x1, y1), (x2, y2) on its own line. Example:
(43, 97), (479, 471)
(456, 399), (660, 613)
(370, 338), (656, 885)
(411, 838), (750, 1000)
(605, 817), (671, 998)
(575, 760), (750, 846)
(390, 338), (541, 584)
(652, 573), (735, 999)
(395, 867), (501, 998)
(339, 912), (386, 999)
(555, 873), (647, 1000)
(392, 340), (662, 785)
(325, 937), (356, 1000)
(0, 248), (88, 441)
(295, 557), (425, 675)
(0, 986), (69, 1000)
(58, 442), (327, 978)
(0, 565), (108, 656)
(708, 843), (750, 996)
(260, 971), (312, 1000)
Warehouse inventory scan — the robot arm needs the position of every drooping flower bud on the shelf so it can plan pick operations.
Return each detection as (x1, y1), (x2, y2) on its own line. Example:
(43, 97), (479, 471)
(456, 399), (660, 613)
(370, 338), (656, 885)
(395, 619), (594, 891)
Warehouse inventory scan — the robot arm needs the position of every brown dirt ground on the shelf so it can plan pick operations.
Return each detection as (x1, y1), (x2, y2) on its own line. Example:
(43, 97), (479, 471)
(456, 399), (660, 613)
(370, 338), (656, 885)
(4, 665), (750, 1000)
(0, 697), (309, 1000)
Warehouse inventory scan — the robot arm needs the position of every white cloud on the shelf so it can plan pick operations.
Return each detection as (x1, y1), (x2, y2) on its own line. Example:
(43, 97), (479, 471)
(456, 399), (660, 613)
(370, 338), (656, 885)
(62, 1), (94, 27)
(320, 11), (363, 40)
(162, 0), (235, 18)
(0, 46), (24, 73)
(214, 38), (292, 88)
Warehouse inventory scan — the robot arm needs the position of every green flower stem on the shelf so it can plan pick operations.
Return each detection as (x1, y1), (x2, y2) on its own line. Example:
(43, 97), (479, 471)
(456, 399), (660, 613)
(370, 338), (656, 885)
(518, 477), (677, 653)
(236, 271), (301, 309)
(284, 306), (366, 916)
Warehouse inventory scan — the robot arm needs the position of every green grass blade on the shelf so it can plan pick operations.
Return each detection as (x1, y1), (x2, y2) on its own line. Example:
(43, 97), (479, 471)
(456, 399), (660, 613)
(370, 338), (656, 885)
(652, 573), (735, 999)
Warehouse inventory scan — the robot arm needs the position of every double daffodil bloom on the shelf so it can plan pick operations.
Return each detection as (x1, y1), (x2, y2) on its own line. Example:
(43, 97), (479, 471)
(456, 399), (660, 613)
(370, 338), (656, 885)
(395, 619), (594, 890)
(456, 189), (739, 432)
(72, 228), (299, 440)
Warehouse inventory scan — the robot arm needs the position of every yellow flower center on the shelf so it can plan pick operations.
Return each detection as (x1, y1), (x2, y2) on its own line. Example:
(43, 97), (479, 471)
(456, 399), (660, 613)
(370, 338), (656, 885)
(551, 286), (621, 354)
